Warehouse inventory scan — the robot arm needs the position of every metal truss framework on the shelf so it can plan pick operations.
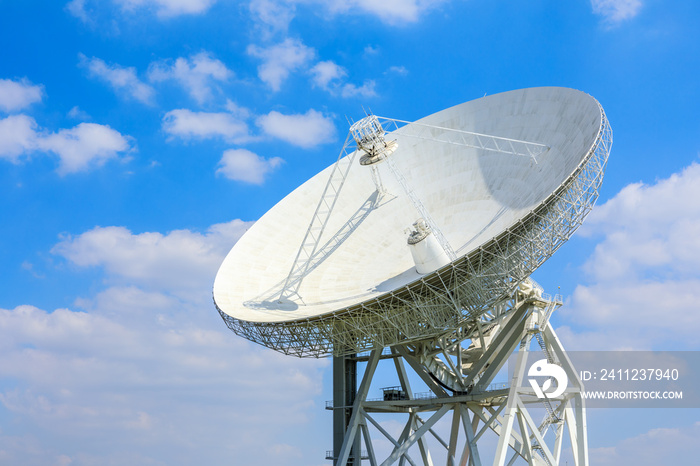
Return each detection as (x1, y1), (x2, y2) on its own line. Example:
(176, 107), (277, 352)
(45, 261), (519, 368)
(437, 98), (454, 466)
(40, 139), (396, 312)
(277, 132), (361, 302)
(278, 113), (548, 303)
(217, 104), (612, 359)
(328, 288), (588, 466)
(383, 153), (457, 262)
(378, 117), (550, 162)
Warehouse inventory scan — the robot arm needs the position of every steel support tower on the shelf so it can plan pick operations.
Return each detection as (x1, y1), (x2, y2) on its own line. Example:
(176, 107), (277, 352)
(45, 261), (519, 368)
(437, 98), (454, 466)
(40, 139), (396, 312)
(328, 281), (587, 466)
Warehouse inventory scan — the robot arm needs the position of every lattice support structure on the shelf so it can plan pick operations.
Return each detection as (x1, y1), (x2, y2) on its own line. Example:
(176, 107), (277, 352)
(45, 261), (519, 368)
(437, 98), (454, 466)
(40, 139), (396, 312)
(216, 104), (612, 358)
(377, 117), (550, 162)
(278, 132), (361, 302)
(328, 284), (588, 466)
(384, 154), (457, 261)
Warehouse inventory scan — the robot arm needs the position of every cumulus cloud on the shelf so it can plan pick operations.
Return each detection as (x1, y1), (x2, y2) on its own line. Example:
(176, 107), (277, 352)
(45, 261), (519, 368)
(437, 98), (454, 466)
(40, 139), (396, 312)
(52, 219), (253, 299)
(591, 0), (643, 23)
(339, 0), (420, 23)
(256, 109), (335, 148)
(38, 123), (132, 175)
(216, 148), (283, 184)
(580, 162), (700, 282)
(364, 45), (380, 55)
(68, 0), (217, 21)
(590, 422), (700, 465)
(77, 286), (179, 320)
(249, 0), (443, 27)
(114, 0), (218, 17)
(249, 0), (296, 38)
(324, 0), (444, 24)
(0, 78), (43, 113)
(162, 109), (250, 143)
(67, 106), (91, 120)
(65, 0), (91, 23)
(340, 80), (377, 98)
(0, 216), (331, 462)
(310, 60), (347, 90)
(52, 220), (254, 308)
(387, 65), (408, 76)
(224, 99), (252, 119)
(0, 299), (326, 464)
(80, 55), (155, 104)
(148, 52), (232, 104)
(0, 114), (38, 162)
(0, 116), (132, 174)
(309, 61), (377, 98)
(558, 161), (700, 350)
(247, 38), (315, 91)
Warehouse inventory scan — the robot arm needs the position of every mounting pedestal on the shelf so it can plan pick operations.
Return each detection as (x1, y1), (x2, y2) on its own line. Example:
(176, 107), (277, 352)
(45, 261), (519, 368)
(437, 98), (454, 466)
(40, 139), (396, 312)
(329, 282), (587, 466)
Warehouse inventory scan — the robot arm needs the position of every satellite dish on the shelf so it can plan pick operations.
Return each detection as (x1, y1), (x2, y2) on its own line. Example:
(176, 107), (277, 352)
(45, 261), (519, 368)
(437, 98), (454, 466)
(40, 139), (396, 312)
(214, 87), (611, 465)
(213, 86), (611, 357)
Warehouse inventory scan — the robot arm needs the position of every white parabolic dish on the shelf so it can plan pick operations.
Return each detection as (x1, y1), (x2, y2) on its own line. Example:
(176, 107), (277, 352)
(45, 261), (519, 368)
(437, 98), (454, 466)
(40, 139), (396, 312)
(214, 87), (612, 357)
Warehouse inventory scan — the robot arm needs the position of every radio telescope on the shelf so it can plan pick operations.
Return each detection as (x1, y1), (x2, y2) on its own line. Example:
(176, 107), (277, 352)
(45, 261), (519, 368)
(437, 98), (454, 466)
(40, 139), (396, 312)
(214, 87), (611, 466)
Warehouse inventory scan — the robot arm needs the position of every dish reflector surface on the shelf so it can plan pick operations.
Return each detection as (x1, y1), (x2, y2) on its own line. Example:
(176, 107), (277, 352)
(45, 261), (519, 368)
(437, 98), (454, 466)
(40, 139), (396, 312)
(213, 87), (611, 356)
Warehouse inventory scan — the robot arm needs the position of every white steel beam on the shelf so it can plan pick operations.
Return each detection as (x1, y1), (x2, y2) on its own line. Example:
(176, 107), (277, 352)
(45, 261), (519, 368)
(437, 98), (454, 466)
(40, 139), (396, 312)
(329, 284), (588, 466)
(459, 405), (482, 466)
(278, 133), (359, 302)
(377, 117), (550, 162)
(384, 155), (457, 261)
(380, 404), (453, 466)
(337, 349), (381, 465)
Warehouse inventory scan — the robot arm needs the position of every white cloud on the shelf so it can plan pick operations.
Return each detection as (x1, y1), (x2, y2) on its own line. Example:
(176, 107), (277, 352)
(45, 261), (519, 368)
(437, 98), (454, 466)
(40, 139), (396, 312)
(73, 0), (440, 28)
(325, 0), (444, 24)
(0, 217), (331, 463)
(0, 116), (132, 174)
(224, 99), (252, 119)
(0, 114), (38, 162)
(590, 422), (700, 465)
(38, 123), (132, 175)
(310, 60), (347, 89)
(162, 109), (250, 143)
(66, 0), (91, 23)
(558, 161), (700, 350)
(591, 0), (643, 23)
(347, 0), (420, 23)
(80, 55), (155, 104)
(52, 219), (253, 299)
(247, 38), (315, 91)
(309, 61), (377, 98)
(67, 106), (91, 120)
(249, 0), (296, 38)
(115, 0), (217, 17)
(340, 80), (377, 98)
(364, 45), (380, 55)
(559, 278), (700, 350)
(217, 148), (283, 185)
(77, 286), (179, 320)
(0, 299), (327, 464)
(256, 109), (335, 148)
(387, 65), (408, 76)
(148, 52), (232, 104)
(0, 78), (43, 113)
(580, 162), (700, 282)
(68, 0), (216, 21)
(250, 0), (443, 26)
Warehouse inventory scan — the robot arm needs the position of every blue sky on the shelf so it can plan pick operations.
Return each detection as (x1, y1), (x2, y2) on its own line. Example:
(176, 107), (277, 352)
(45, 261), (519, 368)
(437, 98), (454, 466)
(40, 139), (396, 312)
(0, 0), (699, 464)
